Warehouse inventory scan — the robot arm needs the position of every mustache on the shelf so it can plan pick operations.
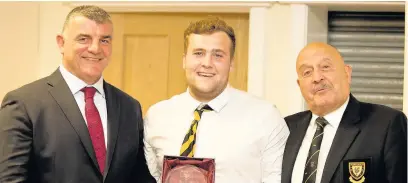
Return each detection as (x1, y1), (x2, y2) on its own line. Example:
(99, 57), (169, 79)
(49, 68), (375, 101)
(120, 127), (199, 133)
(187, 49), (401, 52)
(313, 83), (331, 93)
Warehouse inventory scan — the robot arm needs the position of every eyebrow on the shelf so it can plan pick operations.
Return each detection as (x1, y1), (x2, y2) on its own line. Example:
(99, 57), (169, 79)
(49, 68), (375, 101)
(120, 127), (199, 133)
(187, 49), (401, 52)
(101, 35), (112, 40)
(212, 49), (227, 55)
(75, 34), (92, 39)
(297, 57), (334, 69)
(298, 64), (312, 72)
(192, 48), (206, 52)
(192, 48), (225, 52)
(75, 34), (112, 40)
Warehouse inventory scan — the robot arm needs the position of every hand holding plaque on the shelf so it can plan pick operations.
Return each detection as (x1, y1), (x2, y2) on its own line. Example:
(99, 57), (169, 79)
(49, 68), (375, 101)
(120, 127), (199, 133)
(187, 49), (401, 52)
(161, 155), (215, 183)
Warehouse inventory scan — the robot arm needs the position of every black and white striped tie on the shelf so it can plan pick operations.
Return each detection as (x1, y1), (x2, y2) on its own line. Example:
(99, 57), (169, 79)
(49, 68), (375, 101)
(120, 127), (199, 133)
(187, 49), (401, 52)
(303, 117), (328, 183)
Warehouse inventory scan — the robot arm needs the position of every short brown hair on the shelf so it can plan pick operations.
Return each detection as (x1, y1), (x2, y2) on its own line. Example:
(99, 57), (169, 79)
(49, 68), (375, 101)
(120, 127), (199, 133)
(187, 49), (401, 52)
(184, 17), (236, 57)
(62, 5), (112, 33)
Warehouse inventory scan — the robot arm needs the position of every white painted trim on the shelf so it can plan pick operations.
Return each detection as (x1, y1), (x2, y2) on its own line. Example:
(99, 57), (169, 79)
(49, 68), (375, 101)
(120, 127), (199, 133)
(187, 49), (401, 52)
(247, 7), (268, 98)
(64, 1), (271, 13)
(290, 4), (309, 112)
(279, 1), (404, 12)
(280, 1), (404, 6)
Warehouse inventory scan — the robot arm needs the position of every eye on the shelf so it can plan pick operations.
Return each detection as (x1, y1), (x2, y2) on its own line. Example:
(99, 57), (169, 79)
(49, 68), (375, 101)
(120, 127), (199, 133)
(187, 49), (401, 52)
(215, 54), (223, 58)
(77, 37), (88, 43)
(322, 65), (330, 69)
(193, 52), (204, 56)
(303, 70), (312, 77)
(101, 39), (110, 44)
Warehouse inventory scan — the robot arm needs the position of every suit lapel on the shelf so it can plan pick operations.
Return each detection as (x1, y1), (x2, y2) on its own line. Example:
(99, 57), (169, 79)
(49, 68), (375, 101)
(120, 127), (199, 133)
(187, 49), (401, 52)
(103, 82), (121, 179)
(321, 95), (361, 183)
(47, 69), (99, 170)
(282, 112), (312, 183)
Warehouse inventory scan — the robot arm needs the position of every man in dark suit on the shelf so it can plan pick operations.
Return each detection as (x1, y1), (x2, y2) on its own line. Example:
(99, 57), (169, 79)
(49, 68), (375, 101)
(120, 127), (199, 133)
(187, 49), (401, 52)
(282, 42), (407, 183)
(0, 5), (155, 183)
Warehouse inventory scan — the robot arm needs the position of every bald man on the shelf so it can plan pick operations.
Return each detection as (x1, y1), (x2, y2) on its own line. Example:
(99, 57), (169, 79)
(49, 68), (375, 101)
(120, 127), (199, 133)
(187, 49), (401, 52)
(282, 42), (407, 183)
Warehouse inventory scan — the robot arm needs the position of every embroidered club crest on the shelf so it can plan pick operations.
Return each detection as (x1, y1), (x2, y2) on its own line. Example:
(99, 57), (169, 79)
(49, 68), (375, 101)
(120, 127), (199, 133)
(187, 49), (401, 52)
(348, 162), (366, 183)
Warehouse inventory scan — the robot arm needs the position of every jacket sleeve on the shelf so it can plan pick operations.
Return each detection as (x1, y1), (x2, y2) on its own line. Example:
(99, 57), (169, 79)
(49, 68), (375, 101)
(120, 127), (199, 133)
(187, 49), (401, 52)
(384, 111), (407, 183)
(0, 92), (33, 183)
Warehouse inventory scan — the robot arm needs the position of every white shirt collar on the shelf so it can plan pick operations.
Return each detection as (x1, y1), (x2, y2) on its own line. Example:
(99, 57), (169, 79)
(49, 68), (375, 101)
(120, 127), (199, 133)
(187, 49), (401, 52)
(311, 96), (350, 128)
(59, 64), (105, 98)
(185, 84), (230, 113)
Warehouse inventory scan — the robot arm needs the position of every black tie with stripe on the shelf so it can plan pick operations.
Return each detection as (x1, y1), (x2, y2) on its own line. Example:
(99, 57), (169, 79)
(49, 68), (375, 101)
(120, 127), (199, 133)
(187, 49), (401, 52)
(303, 117), (328, 183)
(179, 104), (213, 157)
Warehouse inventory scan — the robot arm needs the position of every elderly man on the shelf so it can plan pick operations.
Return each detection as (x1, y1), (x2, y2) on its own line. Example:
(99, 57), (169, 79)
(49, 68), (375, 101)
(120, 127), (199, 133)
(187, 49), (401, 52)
(282, 42), (407, 183)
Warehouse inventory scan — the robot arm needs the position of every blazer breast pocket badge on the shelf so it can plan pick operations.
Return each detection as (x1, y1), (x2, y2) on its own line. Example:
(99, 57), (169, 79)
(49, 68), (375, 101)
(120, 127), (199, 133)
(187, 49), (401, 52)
(343, 158), (371, 183)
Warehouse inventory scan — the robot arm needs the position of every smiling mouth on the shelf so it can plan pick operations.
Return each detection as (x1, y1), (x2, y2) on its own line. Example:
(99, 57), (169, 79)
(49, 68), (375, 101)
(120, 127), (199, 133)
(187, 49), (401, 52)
(83, 57), (102, 61)
(197, 72), (215, 77)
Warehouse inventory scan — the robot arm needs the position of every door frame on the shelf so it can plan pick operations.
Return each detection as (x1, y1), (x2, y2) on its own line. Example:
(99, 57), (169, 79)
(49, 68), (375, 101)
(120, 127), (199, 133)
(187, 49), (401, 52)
(65, 1), (271, 13)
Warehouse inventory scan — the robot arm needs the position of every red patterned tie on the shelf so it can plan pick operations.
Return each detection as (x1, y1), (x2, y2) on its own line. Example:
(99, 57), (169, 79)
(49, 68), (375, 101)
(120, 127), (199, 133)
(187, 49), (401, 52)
(82, 87), (106, 174)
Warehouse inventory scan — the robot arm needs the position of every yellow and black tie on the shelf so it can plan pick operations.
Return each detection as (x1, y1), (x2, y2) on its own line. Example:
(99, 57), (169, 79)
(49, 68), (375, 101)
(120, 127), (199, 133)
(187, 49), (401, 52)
(180, 104), (213, 157)
(303, 117), (328, 183)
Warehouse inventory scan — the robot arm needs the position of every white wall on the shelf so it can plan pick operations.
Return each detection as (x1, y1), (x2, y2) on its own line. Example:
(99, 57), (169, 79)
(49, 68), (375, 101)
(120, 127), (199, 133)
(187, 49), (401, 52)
(38, 2), (71, 78)
(263, 3), (308, 117)
(0, 2), (40, 100)
(0, 2), (69, 101)
(241, 3), (319, 117)
(307, 6), (328, 44)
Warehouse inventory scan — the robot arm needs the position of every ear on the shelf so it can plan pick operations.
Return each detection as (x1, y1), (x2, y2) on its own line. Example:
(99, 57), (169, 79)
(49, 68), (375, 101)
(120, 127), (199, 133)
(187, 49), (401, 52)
(345, 64), (352, 84)
(56, 34), (65, 54)
(297, 79), (300, 87)
(182, 54), (186, 69)
(231, 57), (235, 69)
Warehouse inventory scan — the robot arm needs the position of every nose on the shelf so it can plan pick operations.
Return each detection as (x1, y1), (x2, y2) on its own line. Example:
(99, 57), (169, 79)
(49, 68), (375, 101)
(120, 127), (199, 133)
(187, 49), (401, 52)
(88, 40), (101, 54)
(312, 70), (324, 83)
(201, 54), (213, 68)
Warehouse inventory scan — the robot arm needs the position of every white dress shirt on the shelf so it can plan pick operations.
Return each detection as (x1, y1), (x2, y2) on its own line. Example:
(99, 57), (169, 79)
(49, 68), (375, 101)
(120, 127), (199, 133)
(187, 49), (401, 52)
(291, 97), (349, 183)
(144, 86), (289, 183)
(59, 65), (108, 148)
